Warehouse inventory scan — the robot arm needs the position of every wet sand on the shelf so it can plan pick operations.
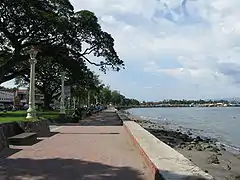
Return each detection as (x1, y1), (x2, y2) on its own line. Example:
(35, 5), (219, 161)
(124, 112), (240, 180)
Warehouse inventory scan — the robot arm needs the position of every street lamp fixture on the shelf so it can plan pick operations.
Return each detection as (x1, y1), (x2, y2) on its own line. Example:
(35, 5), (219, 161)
(29, 48), (39, 59)
(26, 47), (39, 119)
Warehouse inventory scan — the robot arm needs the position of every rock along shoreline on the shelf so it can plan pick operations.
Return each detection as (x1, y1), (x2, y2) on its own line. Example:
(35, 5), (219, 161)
(122, 111), (240, 180)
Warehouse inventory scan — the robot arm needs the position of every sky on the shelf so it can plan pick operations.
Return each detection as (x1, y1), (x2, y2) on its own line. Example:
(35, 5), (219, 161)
(2, 0), (240, 101)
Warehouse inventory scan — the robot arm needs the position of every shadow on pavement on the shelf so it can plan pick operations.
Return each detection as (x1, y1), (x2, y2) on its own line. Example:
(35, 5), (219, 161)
(8, 139), (43, 147)
(0, 158), (146, 180)
(79, 112), (123, 126)
(40, 132), (59, 137)
(155, 171), (210, 180)
(49, 112), (123, 127)
(0, 148), (22, 158)
(59, 132), (120, 135)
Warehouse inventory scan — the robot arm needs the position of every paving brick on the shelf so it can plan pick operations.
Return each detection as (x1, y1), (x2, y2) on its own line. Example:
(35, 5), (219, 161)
(0, 111), (151, 180)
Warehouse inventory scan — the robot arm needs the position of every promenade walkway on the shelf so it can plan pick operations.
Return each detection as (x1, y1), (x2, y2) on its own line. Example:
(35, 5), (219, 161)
(0, 110), (151, 180)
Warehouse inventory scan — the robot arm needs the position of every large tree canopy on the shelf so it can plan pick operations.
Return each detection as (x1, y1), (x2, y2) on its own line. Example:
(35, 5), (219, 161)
(0, 0), (124, 84)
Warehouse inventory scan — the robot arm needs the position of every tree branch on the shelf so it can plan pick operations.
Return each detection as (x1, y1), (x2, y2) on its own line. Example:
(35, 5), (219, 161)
(0, 54), (28, 83)
(81, 44), (98, 55)
(52, 85), (60, 95)
(81, 55), (101, 66)
(0, 68), (28, 84)
(81, 55), (111, 67)
(52, 92), (61, 99)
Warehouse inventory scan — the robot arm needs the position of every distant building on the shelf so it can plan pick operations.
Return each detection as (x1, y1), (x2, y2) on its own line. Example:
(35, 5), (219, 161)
(14, 89), (28, 108)
(0, 90), (14, 104)
(15, 89), (44, 109)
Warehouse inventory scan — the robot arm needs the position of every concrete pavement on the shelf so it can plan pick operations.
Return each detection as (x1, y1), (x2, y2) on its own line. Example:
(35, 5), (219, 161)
(0, 111), (151, 180)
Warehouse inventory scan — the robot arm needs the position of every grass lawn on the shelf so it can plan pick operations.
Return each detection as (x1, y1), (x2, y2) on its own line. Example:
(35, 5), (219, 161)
(0, 110), (61, 123)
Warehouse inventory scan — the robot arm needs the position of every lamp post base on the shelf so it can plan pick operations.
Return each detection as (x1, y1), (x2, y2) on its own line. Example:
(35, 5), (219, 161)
(26, 107), (36, 119)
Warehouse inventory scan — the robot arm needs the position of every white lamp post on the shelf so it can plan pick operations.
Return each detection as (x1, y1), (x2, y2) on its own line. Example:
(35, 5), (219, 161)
(26, 48), (38, 119)
(72, 85), (77, 109)
(72, 97), (76, 109)
(95, 96), (98, 104)
(60, 71), (66, 114)
(87, 91), (90, 107)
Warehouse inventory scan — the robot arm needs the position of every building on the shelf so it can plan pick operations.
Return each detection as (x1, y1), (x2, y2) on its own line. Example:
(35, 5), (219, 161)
(0, 90), (14, 110)
(15, 89), (44, 109)
(14, 89), (28, 109)
(0, 90), (14, 103)
(1, 88), (55, 110)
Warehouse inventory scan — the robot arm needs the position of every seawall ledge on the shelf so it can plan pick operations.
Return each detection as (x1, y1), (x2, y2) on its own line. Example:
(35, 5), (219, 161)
(117, 111), (213, 180)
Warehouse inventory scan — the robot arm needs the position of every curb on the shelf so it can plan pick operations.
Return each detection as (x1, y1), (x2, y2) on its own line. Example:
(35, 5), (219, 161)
(117, 111), (158, 177)
(117, 111), (160, 179)
(118, 111), (213, 180)
(123, 122), (161, 180)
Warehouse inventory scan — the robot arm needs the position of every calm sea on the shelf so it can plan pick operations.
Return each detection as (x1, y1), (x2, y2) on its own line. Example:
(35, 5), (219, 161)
(127, 107), (240, 153)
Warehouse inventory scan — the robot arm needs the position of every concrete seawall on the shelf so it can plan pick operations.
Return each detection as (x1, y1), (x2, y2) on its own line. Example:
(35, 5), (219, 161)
(118, 111), (214, 180)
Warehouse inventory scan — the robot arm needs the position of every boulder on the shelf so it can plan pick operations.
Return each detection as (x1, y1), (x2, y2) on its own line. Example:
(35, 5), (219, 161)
(207, 154), (220, 164)
(220, 144), (226, 151)
(225, 164), (231, 171)
(195, 144), (203, 151)
(194, 136), (203, 143)
(202, 143), (212, 150)
(180, 134), (190, 142)
(209, 146), (220, 153)
(235, 175), (240, 180)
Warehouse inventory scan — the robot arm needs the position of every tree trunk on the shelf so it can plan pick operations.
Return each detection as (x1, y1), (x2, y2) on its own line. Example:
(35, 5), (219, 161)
(43, 92), (52, 111)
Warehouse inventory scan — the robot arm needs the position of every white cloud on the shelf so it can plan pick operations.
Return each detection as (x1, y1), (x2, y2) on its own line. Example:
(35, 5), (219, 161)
(70, 0), (240, 99)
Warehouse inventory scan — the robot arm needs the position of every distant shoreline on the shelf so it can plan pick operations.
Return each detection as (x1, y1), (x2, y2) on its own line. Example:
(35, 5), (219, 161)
(117, 105), (240, 110)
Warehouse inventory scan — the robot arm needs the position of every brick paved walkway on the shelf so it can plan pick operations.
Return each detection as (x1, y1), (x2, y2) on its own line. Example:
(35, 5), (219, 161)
(0, 111), (151, 180)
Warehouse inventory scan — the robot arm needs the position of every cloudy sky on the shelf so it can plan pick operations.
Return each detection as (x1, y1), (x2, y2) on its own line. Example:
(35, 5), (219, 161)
(2, 0), (240, 101)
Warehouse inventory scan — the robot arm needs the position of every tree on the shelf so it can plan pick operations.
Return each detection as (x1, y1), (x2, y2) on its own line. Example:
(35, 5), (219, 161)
(71, 72), (103, 107)
(72, 10), (124, 72)
(129, 99), (140, 106)
(98, 87), (140, 107)
(99, 86), (112, 105)
(0, 0), (124, 84)
(111, 90), (122, 106)
(0, 0), (73, 82)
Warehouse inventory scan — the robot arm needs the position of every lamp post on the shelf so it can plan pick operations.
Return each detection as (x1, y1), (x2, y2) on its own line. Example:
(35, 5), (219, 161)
(67, 97), (71, 109)
(72, 85), (77, 109)
(26, 48), (38, 119)
(95, 96), (98, 104)
(87, 91), (90, 107)
(60, 72), (66, 114)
